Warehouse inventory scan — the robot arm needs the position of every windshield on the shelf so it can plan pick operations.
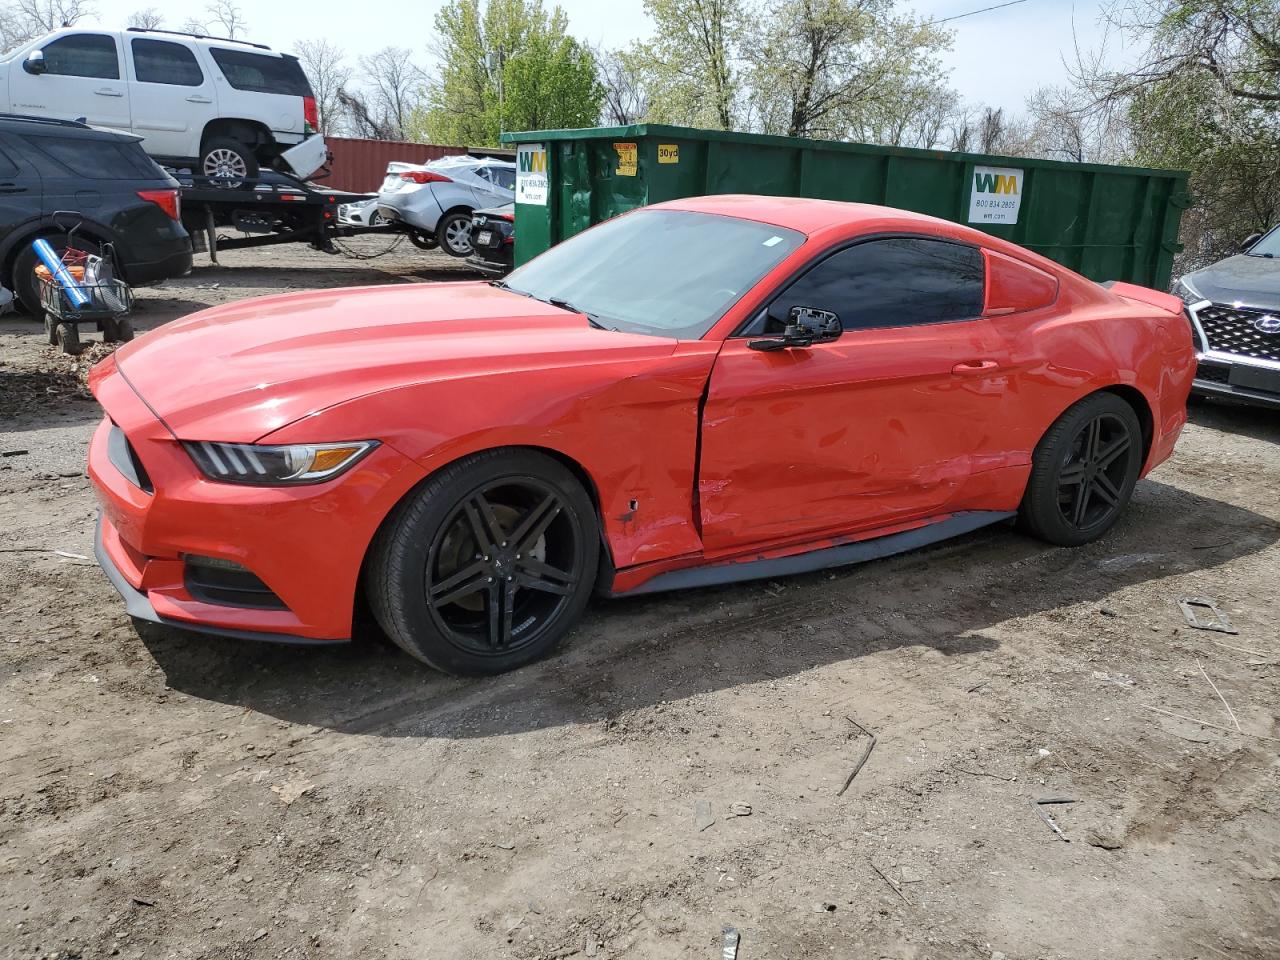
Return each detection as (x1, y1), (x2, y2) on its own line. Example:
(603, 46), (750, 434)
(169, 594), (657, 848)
(1248, 225), (1280, 258)
(503, 209), (805, 339)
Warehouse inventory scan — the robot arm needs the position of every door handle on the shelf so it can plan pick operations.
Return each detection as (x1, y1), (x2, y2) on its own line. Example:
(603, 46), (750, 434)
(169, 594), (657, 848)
(951, 359), (1001, 376)
(186, 95), (213, 103)
(95, 87), (124, 97)
(0, 183), (27, 193)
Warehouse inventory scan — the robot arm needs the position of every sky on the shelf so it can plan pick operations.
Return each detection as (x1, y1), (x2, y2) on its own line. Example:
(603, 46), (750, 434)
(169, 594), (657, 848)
(81, 0), (1133, 115)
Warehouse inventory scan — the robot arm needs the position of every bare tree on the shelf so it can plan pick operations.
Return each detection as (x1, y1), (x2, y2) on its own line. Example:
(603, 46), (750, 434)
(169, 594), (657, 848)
(180, 0), (247, 39)
(0, 0), (92, 48)
(127, 8), (163, 30)
(351, 47), (422, 141)
(205, 0), (246, 39)
(297, 39), (352, 136)
(597, 47), (649, 125)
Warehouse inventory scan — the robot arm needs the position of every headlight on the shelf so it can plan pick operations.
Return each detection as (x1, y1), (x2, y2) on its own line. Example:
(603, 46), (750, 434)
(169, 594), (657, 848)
(1172, 277), (1203, 305)
(183, 440), (378, 485)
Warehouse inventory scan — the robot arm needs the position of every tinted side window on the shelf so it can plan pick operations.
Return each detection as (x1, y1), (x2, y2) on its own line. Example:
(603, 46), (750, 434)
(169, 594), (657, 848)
(771, 238), (985, 331)
(490, 167), (515, 190)
(42, 34), (120, 79)
(209, 49), (312, 96)
(132, 38), (203, 86)
(27, 135), (163, 180)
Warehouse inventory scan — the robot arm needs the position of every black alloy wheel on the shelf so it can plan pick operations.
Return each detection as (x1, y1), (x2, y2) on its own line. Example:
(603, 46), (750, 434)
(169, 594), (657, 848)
(1019, 392), (1143, 547)
(1055, 411), (1133, 531)
(425, 478), (580, 655)
(368, 449), (599, 675)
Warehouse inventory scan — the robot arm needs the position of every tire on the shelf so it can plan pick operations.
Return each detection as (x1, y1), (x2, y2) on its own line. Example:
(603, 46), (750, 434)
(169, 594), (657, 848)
(367, 449), (600, 675)
(114, 316), (134, 342)
(200, 137), (259, 187)
(436, 211), (474, 257)
(12, 236), (101, 314)
(43, 312), (57, 345)
(56, 322), (82, 355)
(1018, 392), (1144, 547)
(409, 231), (438, 251)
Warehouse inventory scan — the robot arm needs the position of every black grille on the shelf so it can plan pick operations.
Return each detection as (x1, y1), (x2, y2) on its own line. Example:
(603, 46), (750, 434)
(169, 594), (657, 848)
(107, 424), (153, 493)
(1195, 361), (1231, 384)
(185, 558), (286, 610)
(1197, 303), (1280, 362)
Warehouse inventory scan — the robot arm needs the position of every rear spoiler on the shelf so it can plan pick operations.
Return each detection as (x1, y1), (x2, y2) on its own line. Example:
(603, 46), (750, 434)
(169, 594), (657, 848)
(1101, 280), (1185, 315)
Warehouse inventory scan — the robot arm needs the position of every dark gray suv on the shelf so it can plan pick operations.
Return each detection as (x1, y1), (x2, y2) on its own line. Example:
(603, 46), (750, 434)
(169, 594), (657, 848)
(0, 114), (192, 311)
(1174, 226), (1280, 408)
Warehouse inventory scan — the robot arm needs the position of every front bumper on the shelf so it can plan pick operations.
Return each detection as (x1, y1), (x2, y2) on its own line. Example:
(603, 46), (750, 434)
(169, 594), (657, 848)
(94, 514), (342, 645)
(88, 358), (427, 642)
(1192, 356), (1280, 409)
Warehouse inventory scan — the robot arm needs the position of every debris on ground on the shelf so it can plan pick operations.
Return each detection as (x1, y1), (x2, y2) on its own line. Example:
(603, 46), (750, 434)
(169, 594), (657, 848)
(694, 799), (715, 832)
(721, 926), (740, 960)
(1031, 799), (1070, 842)
(1178, 597), (1239, 634)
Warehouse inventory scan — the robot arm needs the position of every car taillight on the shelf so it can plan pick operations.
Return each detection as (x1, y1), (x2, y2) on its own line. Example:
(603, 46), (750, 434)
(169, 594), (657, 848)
(400, 170), (452, 184)
(303, 96), (319, 132)
(137, 189), (180, 221)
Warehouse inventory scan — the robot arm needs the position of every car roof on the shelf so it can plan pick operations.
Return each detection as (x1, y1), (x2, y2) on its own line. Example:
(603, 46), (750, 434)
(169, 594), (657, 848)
(426, 155), (516, 171)
(656, 194), (968, 235)
(0, 113), (141, 142)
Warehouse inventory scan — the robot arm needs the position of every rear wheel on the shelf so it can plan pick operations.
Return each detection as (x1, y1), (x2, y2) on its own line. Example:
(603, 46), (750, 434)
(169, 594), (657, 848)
(436, 211), (474, 257)
(368, 449), (599, 675)
(409, 231), (438, 251)
(200, 137), (259, 187)
(1019, 392), (1143, 546)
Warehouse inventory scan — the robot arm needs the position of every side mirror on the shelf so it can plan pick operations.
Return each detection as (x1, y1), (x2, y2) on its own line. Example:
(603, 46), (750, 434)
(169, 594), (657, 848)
(23, 50), (46, 74)
(749, 306), (842, 352)
(1242, 232), (1263, 252)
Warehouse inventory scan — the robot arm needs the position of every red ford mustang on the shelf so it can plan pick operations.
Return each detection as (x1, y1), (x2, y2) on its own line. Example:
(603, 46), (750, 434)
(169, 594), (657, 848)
(88, 196), (1195, 674)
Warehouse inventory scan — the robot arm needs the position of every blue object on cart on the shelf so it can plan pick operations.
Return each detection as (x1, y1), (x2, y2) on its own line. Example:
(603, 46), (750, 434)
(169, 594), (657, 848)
(32, 237), (90, 308)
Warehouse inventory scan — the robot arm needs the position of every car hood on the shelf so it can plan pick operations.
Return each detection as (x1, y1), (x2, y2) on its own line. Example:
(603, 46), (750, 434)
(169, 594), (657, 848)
(110, 282), (678, 442)
(1185, 254), (1280, 311)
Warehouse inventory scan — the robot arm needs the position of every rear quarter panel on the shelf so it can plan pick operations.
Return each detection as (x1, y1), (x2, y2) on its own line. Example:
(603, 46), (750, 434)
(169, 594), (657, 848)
(989, 275), (1194, 475)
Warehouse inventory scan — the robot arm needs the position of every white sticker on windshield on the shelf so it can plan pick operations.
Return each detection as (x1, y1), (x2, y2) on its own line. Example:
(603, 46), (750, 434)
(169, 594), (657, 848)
(763, 236), (783, 247)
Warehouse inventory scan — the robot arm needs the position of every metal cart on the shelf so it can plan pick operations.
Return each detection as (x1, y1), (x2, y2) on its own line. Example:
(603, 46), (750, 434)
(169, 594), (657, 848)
(37, 223), (135, 356)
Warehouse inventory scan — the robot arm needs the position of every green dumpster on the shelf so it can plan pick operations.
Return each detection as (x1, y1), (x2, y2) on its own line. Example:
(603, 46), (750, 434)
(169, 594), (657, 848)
(500, 123), (1189, 289)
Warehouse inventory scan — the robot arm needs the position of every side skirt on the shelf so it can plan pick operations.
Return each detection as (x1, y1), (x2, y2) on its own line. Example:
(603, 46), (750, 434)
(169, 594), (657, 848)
(615, 510), (1016, 596)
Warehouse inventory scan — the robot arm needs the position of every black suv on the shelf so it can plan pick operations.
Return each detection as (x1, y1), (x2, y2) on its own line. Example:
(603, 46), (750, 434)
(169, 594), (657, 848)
(0, 114), (192, 310)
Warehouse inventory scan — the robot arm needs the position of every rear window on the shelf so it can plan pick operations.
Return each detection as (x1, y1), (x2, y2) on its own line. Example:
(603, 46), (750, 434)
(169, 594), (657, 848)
(209, 48), (311, 96)
(27, 134), (163, 180)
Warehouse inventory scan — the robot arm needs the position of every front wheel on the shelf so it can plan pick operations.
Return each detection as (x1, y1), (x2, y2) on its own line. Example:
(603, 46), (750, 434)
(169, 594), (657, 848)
(436, 211), (474, 256)
(367, 450), (600, 675)
(1019, 392), (1143, 547)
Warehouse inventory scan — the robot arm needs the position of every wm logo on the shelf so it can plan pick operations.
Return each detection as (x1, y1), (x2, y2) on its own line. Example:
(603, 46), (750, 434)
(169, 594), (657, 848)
(518, 150), (547, 173)
(975, 171), (1019, 195)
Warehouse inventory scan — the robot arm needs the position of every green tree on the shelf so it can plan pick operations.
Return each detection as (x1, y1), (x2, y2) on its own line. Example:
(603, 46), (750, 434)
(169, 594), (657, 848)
(1078, 0), (1280, 267)
(626, 0), (745, 130)
(746, 0), (951, 140)
(418, 0), (602, 145)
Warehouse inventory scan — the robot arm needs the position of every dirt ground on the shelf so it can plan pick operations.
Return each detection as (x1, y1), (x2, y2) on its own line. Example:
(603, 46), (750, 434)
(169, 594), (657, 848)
(2, 237), (1279, 960)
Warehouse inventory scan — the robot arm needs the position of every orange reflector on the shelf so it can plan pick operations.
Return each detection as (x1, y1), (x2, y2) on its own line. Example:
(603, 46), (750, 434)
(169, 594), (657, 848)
(309, 446), (362, 472)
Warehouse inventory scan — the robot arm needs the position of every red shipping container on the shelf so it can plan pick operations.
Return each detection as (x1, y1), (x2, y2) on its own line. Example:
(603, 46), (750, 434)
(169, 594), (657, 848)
(318, 137), (466, 193)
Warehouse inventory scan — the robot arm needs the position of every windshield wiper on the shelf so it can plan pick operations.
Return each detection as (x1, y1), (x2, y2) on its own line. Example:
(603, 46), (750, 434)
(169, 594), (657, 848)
(543, 296), (618, 331)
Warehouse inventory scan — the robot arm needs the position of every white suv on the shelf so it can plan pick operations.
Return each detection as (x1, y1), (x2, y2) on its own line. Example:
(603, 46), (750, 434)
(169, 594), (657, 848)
(0, 27), (327, 183)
